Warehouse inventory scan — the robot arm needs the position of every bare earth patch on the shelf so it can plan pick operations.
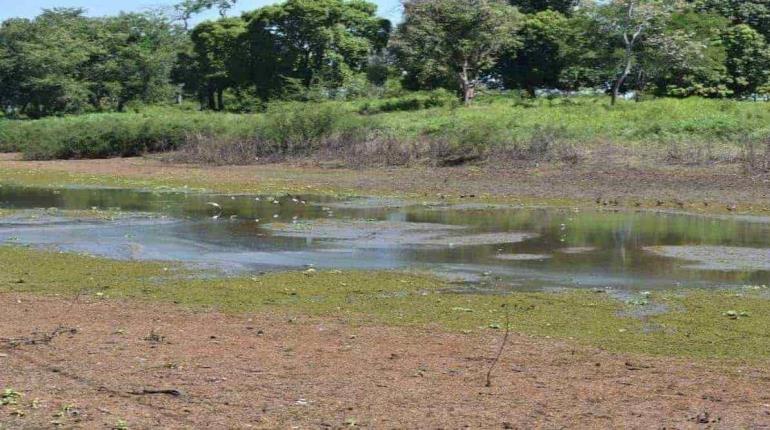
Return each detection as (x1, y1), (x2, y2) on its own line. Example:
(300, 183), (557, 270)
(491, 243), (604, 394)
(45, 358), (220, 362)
(1, 294), (769, 428)
(644, 246), (770, 271)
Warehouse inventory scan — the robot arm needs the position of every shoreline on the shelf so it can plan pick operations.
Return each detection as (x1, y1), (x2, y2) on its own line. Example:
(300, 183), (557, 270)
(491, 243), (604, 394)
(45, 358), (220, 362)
(1, 153), (768, 216)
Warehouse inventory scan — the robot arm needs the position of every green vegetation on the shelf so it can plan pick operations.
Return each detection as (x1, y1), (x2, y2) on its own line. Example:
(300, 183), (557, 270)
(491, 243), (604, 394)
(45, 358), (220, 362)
(1, 245), (768, 360)
(2, 0), (770, 116)
(2, 0), (770, 165)
(3, 96), (769, 164)
(0, 108), (260, 159)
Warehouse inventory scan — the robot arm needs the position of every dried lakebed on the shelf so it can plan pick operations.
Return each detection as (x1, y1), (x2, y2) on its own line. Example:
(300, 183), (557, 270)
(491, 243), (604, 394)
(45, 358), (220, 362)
(1, 184), (769, 291)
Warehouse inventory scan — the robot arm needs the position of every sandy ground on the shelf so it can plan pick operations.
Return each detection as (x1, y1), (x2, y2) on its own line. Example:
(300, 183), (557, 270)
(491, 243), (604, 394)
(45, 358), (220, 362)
(1, 154), (769, 212)
(1, 293), (769, 429)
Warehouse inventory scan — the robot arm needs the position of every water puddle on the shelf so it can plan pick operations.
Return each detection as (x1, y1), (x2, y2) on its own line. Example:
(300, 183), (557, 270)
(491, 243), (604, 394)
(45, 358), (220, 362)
(1, 184), (769, 291)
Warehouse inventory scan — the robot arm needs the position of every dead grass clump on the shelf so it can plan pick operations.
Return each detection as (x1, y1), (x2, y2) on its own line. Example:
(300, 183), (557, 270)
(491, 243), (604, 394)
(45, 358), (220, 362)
(741, 137), (770, 175)
(491, 126), (582, 165)
(319, 133), (428, 167)
(162, 134), (276, 165)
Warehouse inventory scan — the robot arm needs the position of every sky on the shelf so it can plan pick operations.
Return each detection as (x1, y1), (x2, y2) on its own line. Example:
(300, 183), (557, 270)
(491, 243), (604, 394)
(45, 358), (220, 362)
(0, 0), (403, 24)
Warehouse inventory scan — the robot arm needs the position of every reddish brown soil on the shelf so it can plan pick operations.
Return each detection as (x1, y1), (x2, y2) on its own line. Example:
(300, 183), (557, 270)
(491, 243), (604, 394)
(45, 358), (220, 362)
(1, 154), (769, 212)
(1, 293), (769, 429)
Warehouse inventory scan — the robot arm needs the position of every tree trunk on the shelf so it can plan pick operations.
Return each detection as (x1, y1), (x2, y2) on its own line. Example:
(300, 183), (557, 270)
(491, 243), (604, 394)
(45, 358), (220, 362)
(207, 82), (216, 111)
(459, 61), (474, 106)
(611, 55), (633, 106)
(525, 85), (537, 99)
(217, 89), (224, 112)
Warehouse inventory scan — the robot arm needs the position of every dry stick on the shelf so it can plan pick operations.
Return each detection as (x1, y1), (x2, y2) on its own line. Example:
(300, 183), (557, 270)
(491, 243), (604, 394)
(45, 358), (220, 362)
(485, 304), (511, 388)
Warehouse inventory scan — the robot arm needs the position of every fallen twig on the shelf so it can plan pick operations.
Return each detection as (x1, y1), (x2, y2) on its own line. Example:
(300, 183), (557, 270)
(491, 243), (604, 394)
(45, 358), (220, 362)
(0, 326), (77, 348)
(485, 304), (511, 388)
(128, 389), (184, 397)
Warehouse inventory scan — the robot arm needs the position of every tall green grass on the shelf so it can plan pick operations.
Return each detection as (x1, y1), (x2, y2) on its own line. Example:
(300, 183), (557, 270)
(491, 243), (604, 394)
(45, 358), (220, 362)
(0, 109), (262, 159)
(2, 95), (769, 164)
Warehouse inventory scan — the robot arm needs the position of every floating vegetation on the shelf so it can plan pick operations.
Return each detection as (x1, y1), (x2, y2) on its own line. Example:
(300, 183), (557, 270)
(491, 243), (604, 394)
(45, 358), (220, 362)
(644, 246), (770, 271)
(264, 219), (535, 248)
(495, 254), (551, 261)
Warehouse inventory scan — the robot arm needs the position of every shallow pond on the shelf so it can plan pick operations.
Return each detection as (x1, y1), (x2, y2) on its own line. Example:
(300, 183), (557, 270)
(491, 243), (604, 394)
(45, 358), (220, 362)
(1, 184), (769, 291)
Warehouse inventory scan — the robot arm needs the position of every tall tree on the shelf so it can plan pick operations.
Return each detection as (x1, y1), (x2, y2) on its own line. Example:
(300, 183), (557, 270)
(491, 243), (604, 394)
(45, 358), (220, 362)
(391, 0), (522, 104)
(721, 24), (770, 97)
(497, 10), (570, 96)
(647, 11), (731, 97)
(188, 17), (246, 110)
(595, 0), (675, 104)
(0, 9), (95, 117)
(89, 12), (186, 110)
(557, 12), (619, 91)
(238, 0), (390, 98)
(0, 9), (184, 117)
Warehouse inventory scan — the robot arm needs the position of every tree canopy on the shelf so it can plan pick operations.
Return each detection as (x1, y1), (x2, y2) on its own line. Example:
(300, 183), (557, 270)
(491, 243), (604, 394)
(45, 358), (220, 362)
(391, 0), (522, 104)
(0, 8), (185, 117)
(4, 0), (770, 117)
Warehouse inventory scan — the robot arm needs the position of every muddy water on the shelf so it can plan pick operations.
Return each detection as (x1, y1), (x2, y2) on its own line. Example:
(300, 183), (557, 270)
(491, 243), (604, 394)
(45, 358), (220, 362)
(1, 185), (769, 291)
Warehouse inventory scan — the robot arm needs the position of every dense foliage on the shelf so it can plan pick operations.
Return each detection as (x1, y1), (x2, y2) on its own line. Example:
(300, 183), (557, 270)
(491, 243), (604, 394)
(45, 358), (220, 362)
(0, 9), (186, 118)
(3, 96), (768, 166)
(3, 0), (770, 118)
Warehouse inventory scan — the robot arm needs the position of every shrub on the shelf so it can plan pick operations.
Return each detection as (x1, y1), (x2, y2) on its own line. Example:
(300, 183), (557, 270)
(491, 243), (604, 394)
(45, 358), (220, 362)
(4, 109), (261, 160)
(359, 90), (458, 114)
(261, 102), (347, 155)
(3, 95), (770, 169)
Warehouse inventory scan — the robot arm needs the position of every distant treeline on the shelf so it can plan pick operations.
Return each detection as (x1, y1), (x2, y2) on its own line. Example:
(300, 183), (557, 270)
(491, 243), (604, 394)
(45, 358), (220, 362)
(2, 0), (770, 117)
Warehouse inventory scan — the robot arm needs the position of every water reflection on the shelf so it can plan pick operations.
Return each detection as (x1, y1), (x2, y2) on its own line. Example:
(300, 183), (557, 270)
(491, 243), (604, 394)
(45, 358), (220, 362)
(1, 185), (768, 291)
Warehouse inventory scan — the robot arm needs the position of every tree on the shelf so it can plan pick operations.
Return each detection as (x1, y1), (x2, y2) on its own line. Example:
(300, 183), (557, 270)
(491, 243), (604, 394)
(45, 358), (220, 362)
(0, 9), (184, 117)
(692, 0), (770, 41)
(238, 0), (390, 98)
(497, 10), (569, 96)
(510, 0), (577, 14)
(595, 0), (675, 104)
(174, 0), (238, 29)
(391, 0), (522, 104)
(557, 13), (619, 91)
(188, 18), (246, 110)
(721, 24), (770, 97)
(89, 12), (186, 111)
(0, 9), (95, 117)
(647, 11), (731, 98)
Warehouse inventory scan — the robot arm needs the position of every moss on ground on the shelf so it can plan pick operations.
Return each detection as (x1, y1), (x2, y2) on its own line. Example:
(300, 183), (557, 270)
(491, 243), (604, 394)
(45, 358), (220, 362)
(2, 165), (767, 216)
(0, 166), (365, 199)
(2, 246), (768, 360)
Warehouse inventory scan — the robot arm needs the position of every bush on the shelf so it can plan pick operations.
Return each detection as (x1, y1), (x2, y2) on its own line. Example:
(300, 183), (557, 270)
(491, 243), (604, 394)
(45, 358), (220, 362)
(261, 102), (347, 154)
(3, 109), (261, 160)
(359, 90), (459, 114)
(4, 94), (770, 168)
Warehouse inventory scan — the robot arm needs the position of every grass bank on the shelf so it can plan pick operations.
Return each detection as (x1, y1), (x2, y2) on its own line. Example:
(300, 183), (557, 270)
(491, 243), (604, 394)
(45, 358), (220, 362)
(2, 96), (770, 168)
(2, 246), (768, 360)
